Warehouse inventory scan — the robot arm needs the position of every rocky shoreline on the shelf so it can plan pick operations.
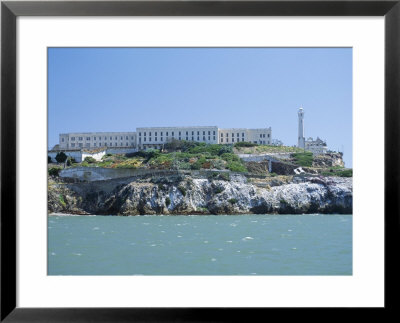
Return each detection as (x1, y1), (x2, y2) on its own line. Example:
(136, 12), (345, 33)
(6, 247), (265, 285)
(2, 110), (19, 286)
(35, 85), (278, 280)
(48, 172), (352, 215)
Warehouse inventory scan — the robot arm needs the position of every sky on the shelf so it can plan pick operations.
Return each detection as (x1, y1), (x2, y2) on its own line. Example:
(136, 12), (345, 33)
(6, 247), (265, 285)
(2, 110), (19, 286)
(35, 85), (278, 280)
(48, 47), (352, 167)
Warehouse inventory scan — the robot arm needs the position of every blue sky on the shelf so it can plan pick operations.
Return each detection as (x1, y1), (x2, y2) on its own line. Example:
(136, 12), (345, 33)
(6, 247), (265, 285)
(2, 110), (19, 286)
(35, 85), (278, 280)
(48, 47), (352, 167)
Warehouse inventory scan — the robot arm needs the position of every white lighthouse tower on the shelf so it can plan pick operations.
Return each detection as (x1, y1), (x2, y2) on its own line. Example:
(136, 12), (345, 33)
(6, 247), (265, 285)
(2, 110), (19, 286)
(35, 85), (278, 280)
(298, 106), (305, 149)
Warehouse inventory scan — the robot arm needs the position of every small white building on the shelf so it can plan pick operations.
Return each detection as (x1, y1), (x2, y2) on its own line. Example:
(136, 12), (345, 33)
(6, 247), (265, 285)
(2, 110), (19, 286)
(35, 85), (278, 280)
(305, 137), (328, 155)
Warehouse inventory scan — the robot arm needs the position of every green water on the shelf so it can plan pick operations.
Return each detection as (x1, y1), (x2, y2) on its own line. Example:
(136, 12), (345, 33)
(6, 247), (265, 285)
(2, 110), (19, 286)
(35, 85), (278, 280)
(48, 214), (352, 275)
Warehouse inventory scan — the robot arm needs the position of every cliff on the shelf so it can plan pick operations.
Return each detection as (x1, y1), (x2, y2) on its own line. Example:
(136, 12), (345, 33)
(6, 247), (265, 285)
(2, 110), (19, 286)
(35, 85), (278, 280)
(48, 172), (352, 215)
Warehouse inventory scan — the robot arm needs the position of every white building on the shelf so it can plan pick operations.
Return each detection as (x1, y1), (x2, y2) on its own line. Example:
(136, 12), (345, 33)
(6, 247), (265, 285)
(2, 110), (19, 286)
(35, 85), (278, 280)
(59, 132), (136, 150)
(305, 137), (328, 155)
(57, 126), (272, 151)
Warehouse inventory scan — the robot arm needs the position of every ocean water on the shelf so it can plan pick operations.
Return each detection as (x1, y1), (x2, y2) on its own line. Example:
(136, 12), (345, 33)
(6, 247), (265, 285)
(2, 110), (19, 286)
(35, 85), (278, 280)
(48, 214), (352, 275)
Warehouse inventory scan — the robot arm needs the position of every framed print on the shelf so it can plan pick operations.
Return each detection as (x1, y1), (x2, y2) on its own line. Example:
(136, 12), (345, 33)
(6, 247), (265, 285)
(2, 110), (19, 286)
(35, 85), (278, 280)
(1, 0), (399, 321)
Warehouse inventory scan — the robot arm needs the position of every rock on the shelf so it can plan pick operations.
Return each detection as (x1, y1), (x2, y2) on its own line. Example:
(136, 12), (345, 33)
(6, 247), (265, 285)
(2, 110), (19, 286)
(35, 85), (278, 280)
(48, 173), (352, 215)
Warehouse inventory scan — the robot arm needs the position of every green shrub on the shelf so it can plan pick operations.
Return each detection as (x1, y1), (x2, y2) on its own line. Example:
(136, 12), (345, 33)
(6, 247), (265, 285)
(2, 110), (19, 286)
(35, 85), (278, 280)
(227, 161), (247, 172)
(218, 172), (231, 181)
(234, 141), (258, 148)
(178, 186), (187, 196)
(228, 198), (238, 204)
(165, 197), (171, 207)
(84, 156), (96, 164)
(292, 152), (313, 167)
(55, 152), (67, 163)
(48, 156), (52, 163)
(59, 194), (66, 207)
(48, 167), (61, 177)
(214, 187), (224, 194)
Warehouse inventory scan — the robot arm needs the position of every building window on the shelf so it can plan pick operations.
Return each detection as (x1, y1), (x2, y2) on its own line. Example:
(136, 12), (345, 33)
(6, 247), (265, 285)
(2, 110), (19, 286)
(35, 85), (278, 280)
(144, 132), (146, 136)
(203, 136), (205, 141)
(186, 131), (188, 135)
(179, 131), (181, 136)
(139, 132), (141, 136)
(232, 133), (234, 137)
(268, 134), (270, 138)
(105, 143), (107, 146)
(155, 137), (158, 142)
(110, 136), (112, 140)
(166, 132), (168, 136)
(144, 138), (146, 142)
(208, 131), (210, 135)
(161, 137), (163, 141)
(226, 133), (228, 137)
(94, 143), (97, 147)
(149, 132), (151, 136)
(179, 137), (181, 140)
(213, 136), (215, 140)
(131, 136), (134, 140)
(221, 138), (224, 143)
(61, 138), (65, 142)
(213, 131), (216, 135)
(237, 133), (239, 137)
(203, 131), (205, 135)
(120, 143), (122, 146)
(139, 138), (141, 143)
(86, 143), (90, 147)
(172, 132), (174, 136)
(149, 137), (152, 142)
(197, 131), (200, 135)
(232, 138), (235, 142)
(110, 143), (112, 146)
(192, 131), (194, 135)
(197, 136), (200, 141)
(155, 132), (157, 136)
(242, 138), (244, 142)
(126, 143), (129, 146)
(71, 137), (75, 141)
(94, 137), (96, 140)
(79, 143), (83, 147)
(208, 136), (210, 140)
(186, 137), (188, 141)
(99, 142), (101, 146)
(242, 133), (244, 137)
(71, 143), (75, 147)
(161, 132), (163, 136)
(260, 134), (262, 138)
(79, 137), (83, 141)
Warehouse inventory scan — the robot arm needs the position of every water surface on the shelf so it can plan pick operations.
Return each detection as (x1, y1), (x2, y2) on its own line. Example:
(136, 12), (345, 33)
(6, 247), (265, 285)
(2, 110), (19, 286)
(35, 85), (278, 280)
(48, 214), (352, 275)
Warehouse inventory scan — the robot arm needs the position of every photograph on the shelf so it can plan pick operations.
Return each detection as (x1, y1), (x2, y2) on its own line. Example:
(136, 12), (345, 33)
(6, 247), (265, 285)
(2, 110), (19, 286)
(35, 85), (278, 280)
(47, 47), (353, 276)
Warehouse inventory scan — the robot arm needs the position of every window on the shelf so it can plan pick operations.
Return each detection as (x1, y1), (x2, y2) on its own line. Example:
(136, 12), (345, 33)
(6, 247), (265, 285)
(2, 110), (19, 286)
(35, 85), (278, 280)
(161, 132), (163, 136)
(131, 136), (134, 140)
(263, 134), (266, 138)
(213, 136), (215, 140)
(144, 138), (146, 142)
(226, 133), (228, 137)
(179, 137), (181, 140)
(94, 143), (97, 147)
(71, 143), (75, 147)
(192, 137), (194, 141)
(120, 143), (122, 146)
(126, 143), (129, 146)
(179, 131), (181, 136)
(186, 131), (188, 135)
(86, 143), (90, 147)
(166, 132), (168, 136)
(110, 136), (112, 140)
(221, 138), (224, 143)
(237, 133), (239, 137)
(79, 143), (83, 147)
(186, 137), (188, 141)
(192, 131), (194, 135)
(99, 142), (101, 146)
(126, 136), (128, 140)
(155, 132), (157, 136)
(268, 134), (270, 138)
(139, 138), (141, 143)
(197, 131), (200, 135)
(232, 133), (234, 137)
(232, 138), (235, 142)
(197, 136), (200, 141)
(221, 133), (223, 137)
(208, 136), (210, 140)
(79, 137), (83, 141)
(203, 136), (205, 141)
(61, 138), (64, 142)
(161, 137), (163, 141)
(242, 133), (244, 137)
(208, 131), (210, 135)
(213, 131), (215, 135)
(114, 136), (117, 140)
(139, 132), (141, 136)
(172, 132), (174, 136)
(110, 143), (112, 146)
(94, 137), (96, 140)
(155, 137), (158, 142)
(105, 143), (107, 146)
(242, 138), (244, 142)
(203, 131), (205, 135)
(260, 134), (262, 138)
(149, 132), (151, 136)
(144, 132), (146, 136)
(149, 137), (152, 142)
(71, 137), (75, 141)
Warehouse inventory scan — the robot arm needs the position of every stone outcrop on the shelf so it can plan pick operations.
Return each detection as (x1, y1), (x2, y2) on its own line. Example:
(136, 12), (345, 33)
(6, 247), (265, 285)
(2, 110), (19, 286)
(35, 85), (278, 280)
(48, 173), (352, 215)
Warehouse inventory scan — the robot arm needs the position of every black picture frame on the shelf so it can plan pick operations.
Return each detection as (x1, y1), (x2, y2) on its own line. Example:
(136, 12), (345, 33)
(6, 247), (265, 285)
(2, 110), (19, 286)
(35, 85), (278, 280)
(1, 0), (399, 321)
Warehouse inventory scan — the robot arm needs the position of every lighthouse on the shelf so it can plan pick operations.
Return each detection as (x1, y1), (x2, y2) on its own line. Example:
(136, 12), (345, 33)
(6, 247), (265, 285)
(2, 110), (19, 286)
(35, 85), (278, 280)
(298, 107), (305, 149)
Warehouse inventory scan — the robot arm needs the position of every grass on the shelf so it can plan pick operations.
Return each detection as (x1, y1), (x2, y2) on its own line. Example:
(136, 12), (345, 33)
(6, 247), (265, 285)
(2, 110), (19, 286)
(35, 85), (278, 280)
(322, 169), (352, 177)
(292, 152), (314, 167)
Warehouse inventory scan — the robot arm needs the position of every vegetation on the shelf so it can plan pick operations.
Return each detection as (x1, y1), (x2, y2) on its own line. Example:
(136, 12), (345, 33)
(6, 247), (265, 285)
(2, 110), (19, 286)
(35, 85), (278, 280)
(48, 167), (61, 177)
(58, 194), (66, 207)
(228, 198), (238, 205)
(292, 152), (314, 167)
(55, 152), (67, 163)
(234, 141), (258, 148)
(83, 156), (96, 163)
(165, 197), (171, 207)
(48, 156), (52, 163)
(322, 168), (352, 177)
(178, 186), (187, 196)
